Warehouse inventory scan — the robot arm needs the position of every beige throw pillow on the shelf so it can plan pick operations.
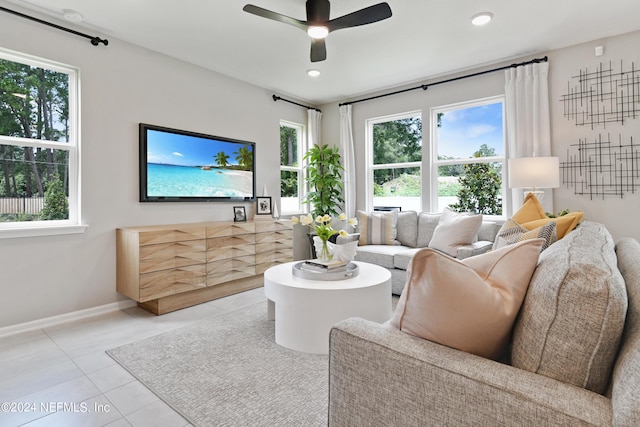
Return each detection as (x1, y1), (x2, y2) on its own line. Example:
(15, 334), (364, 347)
(391, 239), (544, 360)
(428, 208), (482, 257)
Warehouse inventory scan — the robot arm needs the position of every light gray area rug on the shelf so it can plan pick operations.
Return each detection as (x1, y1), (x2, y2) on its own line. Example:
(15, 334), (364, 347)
(107, 302), (328, 426)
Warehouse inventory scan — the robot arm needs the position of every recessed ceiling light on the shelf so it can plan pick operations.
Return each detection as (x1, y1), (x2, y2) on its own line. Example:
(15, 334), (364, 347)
(307, 69), (321, 77)
(62, 9), (83, 23)
(471, 12), (493, 26)
(307, 26), (329, 39)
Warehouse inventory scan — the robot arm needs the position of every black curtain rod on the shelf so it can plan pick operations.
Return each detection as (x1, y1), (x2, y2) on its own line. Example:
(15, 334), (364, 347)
(0, 6), (108, 46)
(339, 56), (548, 107)
(273, 95), (321, 112)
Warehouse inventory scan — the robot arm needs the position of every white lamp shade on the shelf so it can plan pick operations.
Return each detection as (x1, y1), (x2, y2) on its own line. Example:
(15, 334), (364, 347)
(508, 157), (560, 189)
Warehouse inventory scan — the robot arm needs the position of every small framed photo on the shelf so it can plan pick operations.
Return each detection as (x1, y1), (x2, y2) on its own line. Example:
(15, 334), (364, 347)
(233, 206), (246, 222)
(256, 196), (272, 215)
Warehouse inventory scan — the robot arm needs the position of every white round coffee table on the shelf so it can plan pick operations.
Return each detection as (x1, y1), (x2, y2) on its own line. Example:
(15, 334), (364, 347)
(264, 261), (392, 354)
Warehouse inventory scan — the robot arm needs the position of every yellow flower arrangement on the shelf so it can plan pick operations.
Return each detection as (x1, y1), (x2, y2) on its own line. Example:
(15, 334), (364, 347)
(291, 213), (358, 260)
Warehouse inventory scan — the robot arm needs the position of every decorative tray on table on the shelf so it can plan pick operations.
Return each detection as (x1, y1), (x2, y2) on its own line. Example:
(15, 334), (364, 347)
(292, 260), (359, 281)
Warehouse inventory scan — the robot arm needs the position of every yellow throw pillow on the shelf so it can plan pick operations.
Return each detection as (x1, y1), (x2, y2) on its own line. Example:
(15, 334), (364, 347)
(511, 193), (547, 224)
(390, 239), (544, 360)
(521, 212), (584, 239)
(512, 193), (583, 239)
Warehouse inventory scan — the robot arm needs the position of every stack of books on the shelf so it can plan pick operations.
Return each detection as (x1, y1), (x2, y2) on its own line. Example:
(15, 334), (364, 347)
(299, 258), (348, 273)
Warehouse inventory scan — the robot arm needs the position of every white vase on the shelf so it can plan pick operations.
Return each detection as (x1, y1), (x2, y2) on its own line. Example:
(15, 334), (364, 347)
(312, 236), (332, 261)
(330, 240), (358, 262)
(313, 236), (358, 262)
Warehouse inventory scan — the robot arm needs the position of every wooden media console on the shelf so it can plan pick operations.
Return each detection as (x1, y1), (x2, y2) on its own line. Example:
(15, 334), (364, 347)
(116, 220), (292, 314)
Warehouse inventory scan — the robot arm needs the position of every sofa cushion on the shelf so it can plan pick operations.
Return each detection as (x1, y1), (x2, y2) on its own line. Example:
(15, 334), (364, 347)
(493, 218), (557, 251)
(456, 241), (494, 260)
(511, 221), (628, 394)
(611, 238), (640, 425)
(477, 221), (499, 242)
(395, 211), (418, 247)
(393, 248), (422, 270)
(416, 212), (440, 247)
(390, 239), (543, 360)
(428, 208), (482, 257)
(512, 193), (583, 239)
(354, 245), (410, 269)
(358, 210), (398, 245)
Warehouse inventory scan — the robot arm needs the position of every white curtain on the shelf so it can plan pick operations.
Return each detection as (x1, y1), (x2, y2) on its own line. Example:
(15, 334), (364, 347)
(339, 105), (356, 218)
(307, 109), (322, 148)
(504, 62), (551, 213)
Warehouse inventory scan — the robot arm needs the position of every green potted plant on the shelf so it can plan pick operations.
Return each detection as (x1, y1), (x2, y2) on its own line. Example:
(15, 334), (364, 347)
(302, 144), (344, 217)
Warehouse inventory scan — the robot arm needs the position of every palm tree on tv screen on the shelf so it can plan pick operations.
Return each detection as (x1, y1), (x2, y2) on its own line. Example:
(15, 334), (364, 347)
(234, 146), (253, 171)
(214, 151), (229, 168)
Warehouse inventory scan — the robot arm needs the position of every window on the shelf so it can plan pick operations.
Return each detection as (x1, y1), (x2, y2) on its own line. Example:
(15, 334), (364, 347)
(0, 48), (81, 236)
(431, 97), (505, 216)
(279, 121), (305, 214)
(366, 111), (422, 212)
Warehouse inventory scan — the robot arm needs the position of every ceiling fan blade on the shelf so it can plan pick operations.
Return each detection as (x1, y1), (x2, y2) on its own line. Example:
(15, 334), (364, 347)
(310, 38), (327, 62)
(306, 0), (330, 23)
(243, 4), (308, 32)
(327, 2), (392, 32)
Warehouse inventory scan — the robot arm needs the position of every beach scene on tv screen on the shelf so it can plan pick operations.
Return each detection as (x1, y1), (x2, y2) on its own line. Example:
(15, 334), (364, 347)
(146, 129), (254, 198)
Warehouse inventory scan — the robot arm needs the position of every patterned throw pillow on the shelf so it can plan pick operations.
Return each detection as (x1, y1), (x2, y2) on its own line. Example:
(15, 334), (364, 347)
(357, 210), (398, 245)
(493, 218), (557, 251)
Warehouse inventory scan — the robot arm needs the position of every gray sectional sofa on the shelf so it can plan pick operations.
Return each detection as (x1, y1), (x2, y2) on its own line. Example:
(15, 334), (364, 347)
(329, 221), (639, 426)
(354, 210), (501, 294)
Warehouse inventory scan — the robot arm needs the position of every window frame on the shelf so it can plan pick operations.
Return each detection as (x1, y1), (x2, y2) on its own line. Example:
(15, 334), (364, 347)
(365, 110), (422, 212)
(279, 120), (307, 215)
(430, 95), (507, 218)
(0, 47), (85, 238)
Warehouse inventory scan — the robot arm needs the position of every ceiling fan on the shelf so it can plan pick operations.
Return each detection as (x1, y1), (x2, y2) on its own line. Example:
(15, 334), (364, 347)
(242, 0), (392, 62)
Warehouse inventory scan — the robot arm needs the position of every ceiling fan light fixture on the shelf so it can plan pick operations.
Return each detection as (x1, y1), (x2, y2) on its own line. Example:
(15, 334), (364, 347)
(471, 12), (493, 26)
(243, 1), (393, 61)
(307, 25), (329, 39)
(307, 69), (321, 77)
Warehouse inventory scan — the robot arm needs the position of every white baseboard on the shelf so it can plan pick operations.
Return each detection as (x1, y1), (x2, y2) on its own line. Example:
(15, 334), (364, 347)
(0, 300), (138, 339)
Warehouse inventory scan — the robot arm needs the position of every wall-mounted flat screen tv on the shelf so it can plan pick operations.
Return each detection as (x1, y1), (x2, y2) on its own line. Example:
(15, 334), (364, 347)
(139, 123), (256, 202)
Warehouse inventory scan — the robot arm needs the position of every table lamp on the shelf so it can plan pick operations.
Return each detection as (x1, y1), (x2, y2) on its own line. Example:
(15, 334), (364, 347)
(508, 156), (560, 200)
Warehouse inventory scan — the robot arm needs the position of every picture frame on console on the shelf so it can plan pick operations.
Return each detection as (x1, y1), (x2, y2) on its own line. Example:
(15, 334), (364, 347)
(256, 196), (272, 215)
(233, 206), (246, 222)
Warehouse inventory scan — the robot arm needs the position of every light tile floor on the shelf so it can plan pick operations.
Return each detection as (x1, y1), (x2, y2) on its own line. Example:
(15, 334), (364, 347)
(0, 287), (268, 427)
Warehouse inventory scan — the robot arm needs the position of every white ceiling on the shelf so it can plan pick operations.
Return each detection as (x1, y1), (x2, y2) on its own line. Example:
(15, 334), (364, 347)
(4, 0), (640, 105)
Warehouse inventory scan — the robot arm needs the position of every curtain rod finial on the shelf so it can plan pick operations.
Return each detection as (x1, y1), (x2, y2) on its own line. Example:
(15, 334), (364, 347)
(91, 37), (108, 46)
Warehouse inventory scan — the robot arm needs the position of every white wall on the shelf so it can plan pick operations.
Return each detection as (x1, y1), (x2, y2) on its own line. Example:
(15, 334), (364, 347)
(321, 31), (640, 244)
(548, 31), (640, 243)
(0, 10), (307, 327)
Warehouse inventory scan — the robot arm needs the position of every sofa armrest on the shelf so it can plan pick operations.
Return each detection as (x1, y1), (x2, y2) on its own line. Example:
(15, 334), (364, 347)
(335, 233), (360, 244)
(456, 240), (493, 259)
(329, 318), (612, 426)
